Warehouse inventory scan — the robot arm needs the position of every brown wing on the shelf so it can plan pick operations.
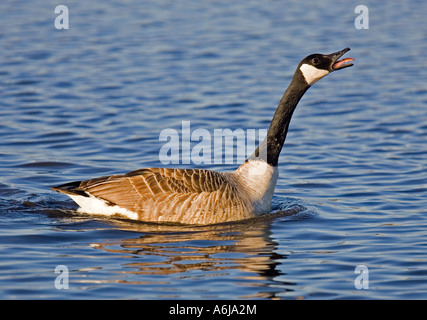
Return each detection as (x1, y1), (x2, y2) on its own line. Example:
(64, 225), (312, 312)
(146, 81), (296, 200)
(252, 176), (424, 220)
(52, 167), (251, 223)
(81, 168), (230, 212)
(81, 167), (226, 195)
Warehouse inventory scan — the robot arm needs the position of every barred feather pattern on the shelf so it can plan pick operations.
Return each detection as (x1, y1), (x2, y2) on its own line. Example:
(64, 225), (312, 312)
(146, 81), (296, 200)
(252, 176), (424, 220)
(80, 168), (250, 224)
(53, 160), (277, 225)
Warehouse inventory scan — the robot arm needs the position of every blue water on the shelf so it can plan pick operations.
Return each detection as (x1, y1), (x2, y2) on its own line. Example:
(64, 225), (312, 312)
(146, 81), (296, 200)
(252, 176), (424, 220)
(1, 0), (426, 299)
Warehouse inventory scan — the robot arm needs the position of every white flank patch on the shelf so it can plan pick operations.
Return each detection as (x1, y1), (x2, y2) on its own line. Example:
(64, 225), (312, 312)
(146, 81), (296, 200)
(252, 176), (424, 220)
(69, 194), (138, 220)
(234, 160), (279, 214)
(300, 63), (329, 86)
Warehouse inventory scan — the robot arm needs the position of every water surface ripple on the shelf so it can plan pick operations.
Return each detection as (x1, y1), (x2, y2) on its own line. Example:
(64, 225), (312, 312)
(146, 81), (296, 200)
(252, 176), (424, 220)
(0, 1), (426, 299)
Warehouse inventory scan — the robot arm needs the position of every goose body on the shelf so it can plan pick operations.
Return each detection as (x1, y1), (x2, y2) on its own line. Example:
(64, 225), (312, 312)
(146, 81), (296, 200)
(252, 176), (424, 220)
(54, 160), (277, 224)
(52, 48), (354, 225)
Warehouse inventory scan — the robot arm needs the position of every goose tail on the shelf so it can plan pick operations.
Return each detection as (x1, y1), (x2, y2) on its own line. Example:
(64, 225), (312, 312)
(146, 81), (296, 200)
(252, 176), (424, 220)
(51, 181), (88, 197)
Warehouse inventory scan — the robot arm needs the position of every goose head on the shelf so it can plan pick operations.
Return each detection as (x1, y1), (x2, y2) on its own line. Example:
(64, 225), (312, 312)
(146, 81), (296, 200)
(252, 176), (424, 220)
(298, 47), (354, 86)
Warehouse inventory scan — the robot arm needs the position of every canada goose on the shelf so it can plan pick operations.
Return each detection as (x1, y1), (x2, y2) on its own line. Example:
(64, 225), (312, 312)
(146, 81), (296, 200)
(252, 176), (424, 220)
(52, 48), (354, 225)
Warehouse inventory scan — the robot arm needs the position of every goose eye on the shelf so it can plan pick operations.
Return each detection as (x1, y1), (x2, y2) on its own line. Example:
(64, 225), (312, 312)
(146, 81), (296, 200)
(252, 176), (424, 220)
(312, 58), (319, 65)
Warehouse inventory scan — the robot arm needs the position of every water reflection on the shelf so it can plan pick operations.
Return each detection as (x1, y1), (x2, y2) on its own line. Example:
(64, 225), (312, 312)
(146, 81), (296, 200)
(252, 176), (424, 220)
(83, 208), (301, 298)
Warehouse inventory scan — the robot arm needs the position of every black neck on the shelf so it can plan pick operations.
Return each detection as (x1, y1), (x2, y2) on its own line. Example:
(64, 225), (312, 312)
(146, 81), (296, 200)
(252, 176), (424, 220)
(250, 70), (309, 166)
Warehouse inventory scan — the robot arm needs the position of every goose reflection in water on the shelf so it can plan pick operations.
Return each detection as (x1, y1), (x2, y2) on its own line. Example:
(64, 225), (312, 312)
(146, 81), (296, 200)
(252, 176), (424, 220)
(84, 207), (303, 299)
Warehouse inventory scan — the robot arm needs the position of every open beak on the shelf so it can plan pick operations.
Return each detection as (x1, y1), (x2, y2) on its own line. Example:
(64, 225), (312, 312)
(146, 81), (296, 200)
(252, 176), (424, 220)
(328, 48), (354, 71)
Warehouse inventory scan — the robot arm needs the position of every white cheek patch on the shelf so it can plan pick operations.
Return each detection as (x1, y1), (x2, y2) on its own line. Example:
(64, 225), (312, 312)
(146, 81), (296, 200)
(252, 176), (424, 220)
(300, 63), (329, 86)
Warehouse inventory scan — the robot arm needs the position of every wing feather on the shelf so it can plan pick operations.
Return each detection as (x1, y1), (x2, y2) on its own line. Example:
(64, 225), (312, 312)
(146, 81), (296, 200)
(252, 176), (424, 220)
(53, 167), (253, 224)
(81, 168), (232, 213)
